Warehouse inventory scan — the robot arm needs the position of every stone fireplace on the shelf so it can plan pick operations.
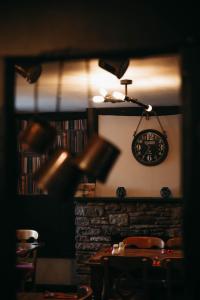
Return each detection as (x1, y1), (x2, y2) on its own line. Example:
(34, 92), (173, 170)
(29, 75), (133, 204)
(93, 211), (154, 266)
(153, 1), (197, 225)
(75, 197), (183, 284)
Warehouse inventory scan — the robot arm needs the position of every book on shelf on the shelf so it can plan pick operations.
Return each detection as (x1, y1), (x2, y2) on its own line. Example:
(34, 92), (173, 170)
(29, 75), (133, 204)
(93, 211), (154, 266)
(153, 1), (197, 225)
(17, 117), (95, 196)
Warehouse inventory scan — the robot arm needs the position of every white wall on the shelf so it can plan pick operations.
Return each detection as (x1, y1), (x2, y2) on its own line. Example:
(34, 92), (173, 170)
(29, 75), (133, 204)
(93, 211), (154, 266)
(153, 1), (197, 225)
(96, 114), (182, 197)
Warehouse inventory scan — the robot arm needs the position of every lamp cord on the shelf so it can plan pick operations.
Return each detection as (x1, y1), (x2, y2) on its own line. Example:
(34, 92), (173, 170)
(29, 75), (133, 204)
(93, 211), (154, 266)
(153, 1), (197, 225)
(85, 59), (95, 137)
(33, 79), (39, 113)
(56, 61), (64, 112)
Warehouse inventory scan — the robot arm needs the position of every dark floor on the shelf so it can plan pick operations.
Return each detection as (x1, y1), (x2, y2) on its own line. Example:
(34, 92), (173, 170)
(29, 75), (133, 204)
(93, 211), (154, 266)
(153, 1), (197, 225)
(21, 283), (184, 300)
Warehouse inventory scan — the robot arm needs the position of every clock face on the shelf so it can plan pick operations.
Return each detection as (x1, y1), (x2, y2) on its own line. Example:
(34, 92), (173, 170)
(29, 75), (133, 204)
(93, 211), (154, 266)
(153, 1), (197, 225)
(131, 129), (168, 166)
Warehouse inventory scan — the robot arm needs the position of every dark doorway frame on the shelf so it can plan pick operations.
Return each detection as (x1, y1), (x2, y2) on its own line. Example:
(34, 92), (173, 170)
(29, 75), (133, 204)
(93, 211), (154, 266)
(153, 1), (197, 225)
(2, 45), (199, 299)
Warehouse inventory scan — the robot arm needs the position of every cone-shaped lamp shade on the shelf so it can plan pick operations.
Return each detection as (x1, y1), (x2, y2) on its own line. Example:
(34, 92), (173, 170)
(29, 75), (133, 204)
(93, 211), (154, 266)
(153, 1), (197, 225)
(98, 59), (129, 79)
(75, 134), (121, 183)
(15, 64), (42, 84)
(19, 118), (57, 154)
(34, 150), (83, 199)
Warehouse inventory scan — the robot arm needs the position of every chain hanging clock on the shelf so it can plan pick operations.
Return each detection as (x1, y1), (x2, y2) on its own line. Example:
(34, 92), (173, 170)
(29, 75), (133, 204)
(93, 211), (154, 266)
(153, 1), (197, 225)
(131, 111), (169, 166)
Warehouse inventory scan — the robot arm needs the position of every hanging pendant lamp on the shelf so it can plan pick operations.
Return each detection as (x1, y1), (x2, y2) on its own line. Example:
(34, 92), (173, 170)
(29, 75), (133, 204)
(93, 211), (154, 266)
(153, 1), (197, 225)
(75, 134), (120, 183)
(19, 77), (57, 154)
(15, 63), (42, 84)
(34, 149), (83, 199)
(19, 117), (57, 154)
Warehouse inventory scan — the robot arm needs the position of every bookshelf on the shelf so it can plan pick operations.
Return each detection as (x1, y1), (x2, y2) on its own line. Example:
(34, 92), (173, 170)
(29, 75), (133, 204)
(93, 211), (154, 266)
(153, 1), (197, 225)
(16, 111), (93, 196)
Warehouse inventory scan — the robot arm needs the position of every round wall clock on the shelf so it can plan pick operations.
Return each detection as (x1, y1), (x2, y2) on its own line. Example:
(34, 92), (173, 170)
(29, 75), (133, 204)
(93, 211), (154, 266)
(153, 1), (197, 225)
(131, 129), (169, 166)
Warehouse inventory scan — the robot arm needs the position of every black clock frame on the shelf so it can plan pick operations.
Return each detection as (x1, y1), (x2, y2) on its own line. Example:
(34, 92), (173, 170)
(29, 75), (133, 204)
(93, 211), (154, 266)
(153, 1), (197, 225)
(131, 129), (169, 166)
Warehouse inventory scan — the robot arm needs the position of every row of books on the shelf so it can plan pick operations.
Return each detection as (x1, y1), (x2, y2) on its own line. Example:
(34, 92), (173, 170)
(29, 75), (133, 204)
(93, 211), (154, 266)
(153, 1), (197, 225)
(18, 130), (88, 154)
(50, 119), (87, 131)
(18, 174), (95, 195)
(53, 130), (88, 153)
(17, 119), (87, 131)
(18, 174), (46, 195)
(18, 155), (47, 174)
(17, 118), (95, 195)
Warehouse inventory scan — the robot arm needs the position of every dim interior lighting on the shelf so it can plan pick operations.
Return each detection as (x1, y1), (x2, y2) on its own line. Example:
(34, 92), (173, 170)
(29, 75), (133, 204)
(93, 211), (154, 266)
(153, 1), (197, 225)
(98, 58), (129, 79)
(29, 61), (121, 200)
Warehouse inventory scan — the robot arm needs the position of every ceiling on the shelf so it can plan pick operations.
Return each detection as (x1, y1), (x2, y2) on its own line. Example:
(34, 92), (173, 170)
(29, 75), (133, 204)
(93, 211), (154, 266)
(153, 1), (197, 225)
(15, 53), (181, 112)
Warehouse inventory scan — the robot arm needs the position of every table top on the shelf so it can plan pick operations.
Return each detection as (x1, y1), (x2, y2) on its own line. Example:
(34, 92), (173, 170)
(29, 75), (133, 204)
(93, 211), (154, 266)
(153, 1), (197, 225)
(89, 247), (183, 265)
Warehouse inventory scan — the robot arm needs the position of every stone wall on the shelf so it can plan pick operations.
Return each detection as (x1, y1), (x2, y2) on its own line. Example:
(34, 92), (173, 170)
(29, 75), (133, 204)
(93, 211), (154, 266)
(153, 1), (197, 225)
(75, 198), (183, 284)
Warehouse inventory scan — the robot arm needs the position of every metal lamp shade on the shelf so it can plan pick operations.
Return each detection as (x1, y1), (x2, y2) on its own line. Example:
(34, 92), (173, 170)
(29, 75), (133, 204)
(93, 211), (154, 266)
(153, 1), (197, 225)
(34, 150), (83, 199)
(15, 64), (42, 84)
(98, 59), (129, 79)
(75, 134), (121, 183)
(19, 118), (57, 154)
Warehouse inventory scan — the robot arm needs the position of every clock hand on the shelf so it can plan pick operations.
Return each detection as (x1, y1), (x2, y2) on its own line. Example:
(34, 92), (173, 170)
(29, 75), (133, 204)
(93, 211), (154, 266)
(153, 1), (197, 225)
(142, 145), (151, 158)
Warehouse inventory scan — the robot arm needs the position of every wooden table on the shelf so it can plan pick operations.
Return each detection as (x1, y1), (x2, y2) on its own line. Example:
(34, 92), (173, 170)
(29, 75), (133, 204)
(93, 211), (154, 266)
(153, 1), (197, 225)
(17, 293), (47, 300)
(88, 247), (184, 300)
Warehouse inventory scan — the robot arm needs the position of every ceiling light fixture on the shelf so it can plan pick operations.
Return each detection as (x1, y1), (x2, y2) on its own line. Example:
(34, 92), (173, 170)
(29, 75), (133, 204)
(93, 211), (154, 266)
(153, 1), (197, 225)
(93, 79), (153, 112)
(19, 79), (57, 154)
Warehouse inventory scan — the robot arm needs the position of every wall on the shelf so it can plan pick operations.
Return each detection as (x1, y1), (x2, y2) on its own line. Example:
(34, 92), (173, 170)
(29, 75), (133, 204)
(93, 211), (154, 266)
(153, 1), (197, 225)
(96, 114), (182, 197)
(75, 198), (183, 284)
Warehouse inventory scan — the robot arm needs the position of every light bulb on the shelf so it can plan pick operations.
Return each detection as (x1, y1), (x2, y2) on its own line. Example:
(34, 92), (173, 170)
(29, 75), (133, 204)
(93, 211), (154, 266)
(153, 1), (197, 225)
(99, 88), (108, 97)
(146, 104), (153, 112)
(92, 96), (105, 103)
(112, 91), (126, 101)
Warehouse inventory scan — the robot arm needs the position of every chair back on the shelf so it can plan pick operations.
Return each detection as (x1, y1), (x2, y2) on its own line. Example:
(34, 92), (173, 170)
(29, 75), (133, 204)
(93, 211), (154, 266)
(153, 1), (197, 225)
(165, 237), (182, 249)
(16, 229), (39, 291)
(16, 229), (39, 242)
(77, 285), (93, 300)
(161, 257), (185, 300)
(101, 255), (152, 300)
(122, 236), (165, 249)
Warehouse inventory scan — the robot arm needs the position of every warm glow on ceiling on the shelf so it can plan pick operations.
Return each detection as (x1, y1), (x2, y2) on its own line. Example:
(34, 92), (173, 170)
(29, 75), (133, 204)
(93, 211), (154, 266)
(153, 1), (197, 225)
(15, 54), (182, 111)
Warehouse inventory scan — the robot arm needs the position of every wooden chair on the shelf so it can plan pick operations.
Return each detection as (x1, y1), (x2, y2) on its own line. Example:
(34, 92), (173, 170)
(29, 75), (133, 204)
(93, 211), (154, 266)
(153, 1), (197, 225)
(16, 229), (39, 242)
(122, 236), (165, 249)
(77, 285), (93, 300)
(16, 229), (39, 291)
(165, 237), (182, 249)
(161, 257), (185, 300)
(101, 255), (153, 300)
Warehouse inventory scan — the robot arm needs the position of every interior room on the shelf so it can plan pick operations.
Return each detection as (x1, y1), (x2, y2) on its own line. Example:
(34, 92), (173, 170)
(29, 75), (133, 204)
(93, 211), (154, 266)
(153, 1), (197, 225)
(0, 2), (199, 300)
(14, 54), (182, 288)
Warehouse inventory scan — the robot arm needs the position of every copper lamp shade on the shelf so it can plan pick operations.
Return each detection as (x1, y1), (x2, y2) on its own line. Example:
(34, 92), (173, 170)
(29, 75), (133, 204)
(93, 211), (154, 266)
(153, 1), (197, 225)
(34, 149), (83, 199)
(75, 134), (121, 183)
(19, 118), (57, 154)
(98, 58), (129, 79)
